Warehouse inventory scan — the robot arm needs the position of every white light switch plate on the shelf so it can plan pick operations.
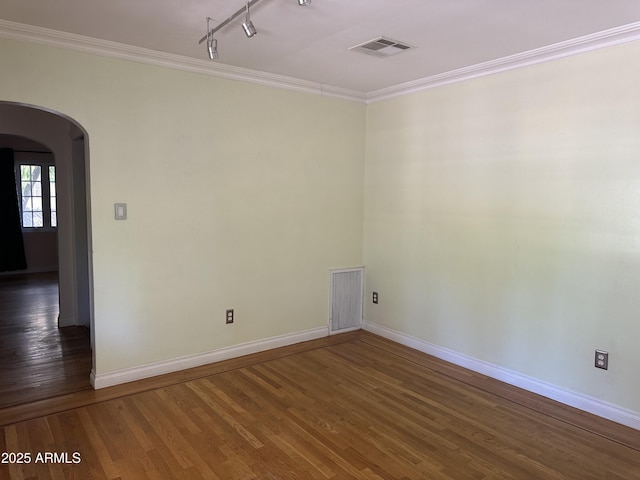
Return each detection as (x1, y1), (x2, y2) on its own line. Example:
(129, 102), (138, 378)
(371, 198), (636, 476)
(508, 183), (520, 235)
(114, 203), (127, 220)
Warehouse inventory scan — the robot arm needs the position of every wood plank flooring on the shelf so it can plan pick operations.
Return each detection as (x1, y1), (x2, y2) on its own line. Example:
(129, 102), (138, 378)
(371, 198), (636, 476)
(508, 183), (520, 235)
(0, 273), (92, 409)
(1, 331), (639, 479)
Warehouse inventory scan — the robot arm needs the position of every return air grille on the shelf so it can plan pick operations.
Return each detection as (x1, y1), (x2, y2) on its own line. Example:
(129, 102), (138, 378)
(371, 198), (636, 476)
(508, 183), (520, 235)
(330, 267), (363, 334)
(349, 36), (414, 58)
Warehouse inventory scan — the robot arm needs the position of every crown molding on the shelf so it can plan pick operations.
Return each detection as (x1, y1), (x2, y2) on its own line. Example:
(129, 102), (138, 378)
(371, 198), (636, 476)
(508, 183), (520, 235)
(367, 21), (640, 103)
(0, 19), (367, 104)
(2, 18), (640, 105)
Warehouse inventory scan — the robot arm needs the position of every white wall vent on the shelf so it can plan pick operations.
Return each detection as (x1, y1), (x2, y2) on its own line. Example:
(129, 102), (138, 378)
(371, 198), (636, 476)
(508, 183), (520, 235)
(329, 267), (364, 334)
(349, 37), (414, 58)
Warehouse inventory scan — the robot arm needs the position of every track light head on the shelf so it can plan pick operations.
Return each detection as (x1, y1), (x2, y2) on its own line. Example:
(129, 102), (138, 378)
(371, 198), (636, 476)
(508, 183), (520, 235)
(298, 0), (311, 5)
(205, 17), (218, 60)
(242, 1), (257, 37)
(242, 20), (257, 37)
(207, 38), (218, 60)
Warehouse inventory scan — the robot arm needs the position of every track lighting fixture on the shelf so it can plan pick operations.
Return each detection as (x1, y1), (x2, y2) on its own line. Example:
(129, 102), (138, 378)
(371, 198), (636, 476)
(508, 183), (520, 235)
(242, 1), (257, 38)
(199, 0), (312, 59)
(206, 18), (218, 60)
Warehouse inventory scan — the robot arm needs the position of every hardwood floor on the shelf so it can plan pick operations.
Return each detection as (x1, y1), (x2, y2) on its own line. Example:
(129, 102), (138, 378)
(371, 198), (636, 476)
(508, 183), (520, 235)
(1, 331), (639, 479)
(0, 273), (92, 409)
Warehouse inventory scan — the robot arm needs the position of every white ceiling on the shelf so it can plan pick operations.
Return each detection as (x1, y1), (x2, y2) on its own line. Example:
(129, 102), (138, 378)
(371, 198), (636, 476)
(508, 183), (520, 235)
(1, 0), (640, 94)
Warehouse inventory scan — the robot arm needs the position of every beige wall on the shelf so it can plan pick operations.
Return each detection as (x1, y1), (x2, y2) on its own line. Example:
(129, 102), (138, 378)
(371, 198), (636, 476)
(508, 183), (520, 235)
(364, 40), (640, 413)
(0, 38), (365, 374)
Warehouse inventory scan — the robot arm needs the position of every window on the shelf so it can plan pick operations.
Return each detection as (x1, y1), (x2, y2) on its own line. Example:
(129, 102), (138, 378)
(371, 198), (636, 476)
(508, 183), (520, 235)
(17, 163), (57, 230)
(49, 166), (57, 228)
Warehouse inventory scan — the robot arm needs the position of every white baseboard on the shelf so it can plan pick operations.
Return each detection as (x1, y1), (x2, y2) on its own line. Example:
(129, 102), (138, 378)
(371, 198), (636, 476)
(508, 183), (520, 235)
(91, 326), (329, 390)
(363, 321), (640, 431)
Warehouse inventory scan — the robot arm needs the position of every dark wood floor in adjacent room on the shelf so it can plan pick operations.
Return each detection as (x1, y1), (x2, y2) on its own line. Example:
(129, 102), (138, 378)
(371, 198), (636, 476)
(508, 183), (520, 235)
(0, 272), (92, 409)
(1, 331), (639, 480)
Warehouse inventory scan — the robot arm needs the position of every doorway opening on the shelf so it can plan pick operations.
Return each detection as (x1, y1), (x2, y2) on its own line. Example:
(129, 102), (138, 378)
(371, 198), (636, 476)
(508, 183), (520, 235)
(0, 103), (94, 407)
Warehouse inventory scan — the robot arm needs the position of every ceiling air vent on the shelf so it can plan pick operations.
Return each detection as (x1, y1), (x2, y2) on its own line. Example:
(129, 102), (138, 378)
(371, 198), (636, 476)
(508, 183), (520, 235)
(349, 36), (414, 58)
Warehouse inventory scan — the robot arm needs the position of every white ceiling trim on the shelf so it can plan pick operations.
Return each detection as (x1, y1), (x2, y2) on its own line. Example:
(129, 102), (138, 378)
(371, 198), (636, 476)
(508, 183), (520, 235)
(367, 21), (640, 103)
(2, 19), (640, 105)
(0, 19), (366, 103)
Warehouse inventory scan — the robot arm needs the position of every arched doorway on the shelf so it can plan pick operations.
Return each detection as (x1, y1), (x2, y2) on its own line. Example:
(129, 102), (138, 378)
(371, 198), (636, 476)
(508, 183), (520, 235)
(0, 102), (94, 405)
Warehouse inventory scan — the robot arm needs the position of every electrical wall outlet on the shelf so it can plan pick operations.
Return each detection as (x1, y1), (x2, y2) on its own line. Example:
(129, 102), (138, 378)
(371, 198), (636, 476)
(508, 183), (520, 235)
(372, 292), (378, 304)
(595, 350), (608, 370)
(226, 309), (234, 324)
